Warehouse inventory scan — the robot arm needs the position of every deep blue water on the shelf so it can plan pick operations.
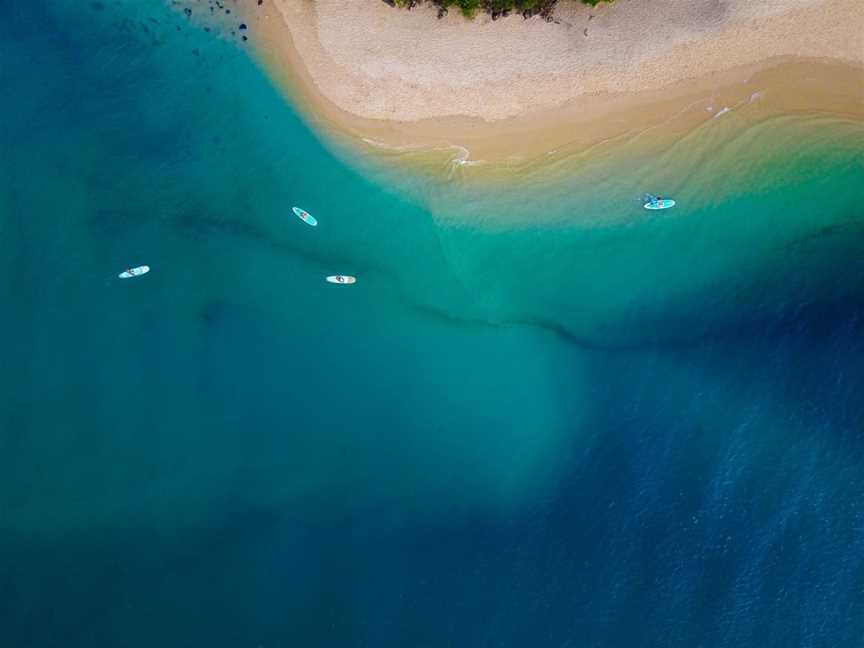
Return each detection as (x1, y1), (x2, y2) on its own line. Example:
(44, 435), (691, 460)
(1, 1), (863, 646)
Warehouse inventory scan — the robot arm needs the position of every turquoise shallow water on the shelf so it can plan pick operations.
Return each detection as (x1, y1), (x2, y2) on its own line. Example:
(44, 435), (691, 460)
(2, 1), (864, 645)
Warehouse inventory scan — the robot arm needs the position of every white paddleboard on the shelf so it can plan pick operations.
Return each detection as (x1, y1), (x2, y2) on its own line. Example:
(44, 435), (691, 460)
(326, 275), (356, 285)
(643, 198), (676, 210)
(118, 265), (150, 279)
(292, 206), (318, 226)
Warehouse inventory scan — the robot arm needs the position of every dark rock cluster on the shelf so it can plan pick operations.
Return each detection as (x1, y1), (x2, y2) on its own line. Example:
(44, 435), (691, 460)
(381, 0), (563, 21)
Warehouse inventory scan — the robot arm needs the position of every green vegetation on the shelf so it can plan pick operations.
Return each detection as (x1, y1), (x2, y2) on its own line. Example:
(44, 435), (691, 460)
(385, 0), (613, 20)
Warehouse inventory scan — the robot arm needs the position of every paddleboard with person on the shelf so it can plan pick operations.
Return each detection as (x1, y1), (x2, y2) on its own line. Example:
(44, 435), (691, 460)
(292, 206), (318, 226)
(118, 265), (150, 279)
(326, 275), (356, 285)
(643, 194), (676, 210)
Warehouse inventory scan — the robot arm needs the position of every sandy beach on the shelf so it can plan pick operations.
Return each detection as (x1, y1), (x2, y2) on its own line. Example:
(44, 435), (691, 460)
(235, 0), (864, 160)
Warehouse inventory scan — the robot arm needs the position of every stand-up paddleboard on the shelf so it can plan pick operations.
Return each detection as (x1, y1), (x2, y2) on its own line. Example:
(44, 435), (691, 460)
(292, 206), (318, 226)
(118, 265), (149, 279)
(326, 275), (356, 285)
(643, 195), (676, 210)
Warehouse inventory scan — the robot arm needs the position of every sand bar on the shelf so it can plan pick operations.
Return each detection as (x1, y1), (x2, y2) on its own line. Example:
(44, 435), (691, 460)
(237, 0), (864, 161)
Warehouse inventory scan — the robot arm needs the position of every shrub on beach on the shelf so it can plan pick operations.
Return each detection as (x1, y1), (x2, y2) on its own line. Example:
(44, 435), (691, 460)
(385, 0), (613, 20)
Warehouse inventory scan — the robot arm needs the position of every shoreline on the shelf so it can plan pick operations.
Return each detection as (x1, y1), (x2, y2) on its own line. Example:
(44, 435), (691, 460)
(233, 0), (863, 165)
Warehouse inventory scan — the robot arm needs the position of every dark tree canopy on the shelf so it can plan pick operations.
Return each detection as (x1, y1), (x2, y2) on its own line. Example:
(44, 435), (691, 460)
(383, 0), (612, 20)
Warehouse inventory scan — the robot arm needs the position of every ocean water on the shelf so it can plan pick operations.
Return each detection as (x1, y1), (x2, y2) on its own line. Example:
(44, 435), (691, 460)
(1, 1), (863, 646)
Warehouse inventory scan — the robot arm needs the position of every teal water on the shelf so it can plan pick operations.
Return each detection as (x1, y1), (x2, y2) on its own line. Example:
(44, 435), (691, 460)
(2, 1), (864, 645)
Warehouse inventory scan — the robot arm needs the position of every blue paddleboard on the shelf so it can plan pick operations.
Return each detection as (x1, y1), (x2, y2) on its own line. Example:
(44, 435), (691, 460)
(643, 198), (676, 210)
